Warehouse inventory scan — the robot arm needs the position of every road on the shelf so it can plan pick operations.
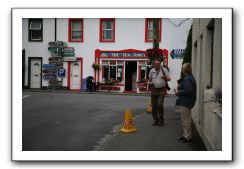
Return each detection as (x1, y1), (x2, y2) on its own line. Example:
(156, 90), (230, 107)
(22, 92), (205, 151)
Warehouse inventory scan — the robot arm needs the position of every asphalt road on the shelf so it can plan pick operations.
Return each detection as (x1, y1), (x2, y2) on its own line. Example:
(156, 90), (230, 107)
(22, 92), (153, 151)
(22, 92), (205, 151)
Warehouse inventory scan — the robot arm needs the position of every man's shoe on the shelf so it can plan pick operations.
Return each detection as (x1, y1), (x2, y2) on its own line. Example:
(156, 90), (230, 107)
(178, 137), (192, 143)
(178, 136), (185, 141)
(152, 121), (158, 126)
(158, 122), (164, 126)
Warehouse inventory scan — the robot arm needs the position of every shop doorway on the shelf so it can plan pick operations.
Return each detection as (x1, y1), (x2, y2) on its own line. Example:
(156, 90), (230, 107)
(125, 61), (137, 91)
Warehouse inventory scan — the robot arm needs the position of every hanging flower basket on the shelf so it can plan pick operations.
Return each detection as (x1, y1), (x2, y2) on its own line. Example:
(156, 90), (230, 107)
(92, 63), (101, 70)
(145, 48), (164, 64)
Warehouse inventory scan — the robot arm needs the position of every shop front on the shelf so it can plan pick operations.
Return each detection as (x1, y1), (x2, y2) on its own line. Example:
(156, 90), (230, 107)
(94, 49), (159, 93)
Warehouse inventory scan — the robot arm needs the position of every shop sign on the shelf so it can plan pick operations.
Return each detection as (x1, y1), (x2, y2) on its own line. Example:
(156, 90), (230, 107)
(63, 57), (77, 62)
(170, 49), (185, 59)
(100, 52), (145, 57)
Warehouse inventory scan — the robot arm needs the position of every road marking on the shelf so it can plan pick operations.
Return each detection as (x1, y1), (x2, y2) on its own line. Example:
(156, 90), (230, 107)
(22, 95), (31, 99)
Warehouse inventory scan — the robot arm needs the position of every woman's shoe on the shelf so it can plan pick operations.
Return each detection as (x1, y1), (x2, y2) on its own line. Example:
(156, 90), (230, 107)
(152, 121), (158, 126)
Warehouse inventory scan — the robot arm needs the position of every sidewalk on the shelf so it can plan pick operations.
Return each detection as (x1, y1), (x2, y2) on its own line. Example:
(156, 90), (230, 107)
(94, 106), (206, 151)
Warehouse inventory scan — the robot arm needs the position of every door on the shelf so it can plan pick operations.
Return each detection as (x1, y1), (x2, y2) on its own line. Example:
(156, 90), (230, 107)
(125, 61), (137, 91)
(30, 59), (41, 88)
(70, 60), (81, 90)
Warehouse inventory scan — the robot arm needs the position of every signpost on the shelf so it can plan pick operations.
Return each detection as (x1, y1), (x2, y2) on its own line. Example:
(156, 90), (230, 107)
(63, 57), (77, 62)
(170, 49), (185, 59)
(58, 69), (66, 77)
(43, 64), (57, 69)
(46, 41), (76, 90)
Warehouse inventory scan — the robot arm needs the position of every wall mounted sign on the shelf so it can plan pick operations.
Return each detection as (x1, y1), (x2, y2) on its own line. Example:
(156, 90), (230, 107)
(170, 49), (185, 59)
(100, 52), (145, 57)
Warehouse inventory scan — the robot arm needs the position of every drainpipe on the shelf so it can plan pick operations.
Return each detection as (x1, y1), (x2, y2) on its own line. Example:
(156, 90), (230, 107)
(54, 18), (57, 41)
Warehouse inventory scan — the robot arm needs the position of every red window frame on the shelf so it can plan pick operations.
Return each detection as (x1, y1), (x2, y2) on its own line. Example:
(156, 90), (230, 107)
(145, 18), (162, 42)
(99, 18), (115, 42)
(68, 18), (84, 42)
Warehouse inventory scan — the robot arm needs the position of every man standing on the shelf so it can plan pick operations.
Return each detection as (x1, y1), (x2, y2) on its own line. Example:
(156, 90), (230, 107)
(148, 58), (171, 126)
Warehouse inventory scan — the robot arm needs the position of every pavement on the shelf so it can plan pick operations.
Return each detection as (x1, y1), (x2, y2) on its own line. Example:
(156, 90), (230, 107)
(94, 104), (206, 151)
(22, 91), (206, 151)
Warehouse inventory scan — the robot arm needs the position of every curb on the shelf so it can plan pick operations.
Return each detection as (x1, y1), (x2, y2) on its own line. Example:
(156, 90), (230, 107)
(22, 89), (176, 97)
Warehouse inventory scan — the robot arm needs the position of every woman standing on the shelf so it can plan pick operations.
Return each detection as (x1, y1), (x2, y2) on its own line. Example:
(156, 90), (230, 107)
(175, 63), (197, 143)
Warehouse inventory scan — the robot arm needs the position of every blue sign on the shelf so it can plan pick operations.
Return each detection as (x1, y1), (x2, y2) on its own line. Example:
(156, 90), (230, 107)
(58, 69), (65, 77)
(43, 64), (57, 69)
(170, 49), (185, 59)
(43, 75), (56, 80)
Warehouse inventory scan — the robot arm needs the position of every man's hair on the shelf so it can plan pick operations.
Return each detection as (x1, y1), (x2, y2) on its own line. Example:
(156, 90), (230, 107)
(182, 63), (192, 74)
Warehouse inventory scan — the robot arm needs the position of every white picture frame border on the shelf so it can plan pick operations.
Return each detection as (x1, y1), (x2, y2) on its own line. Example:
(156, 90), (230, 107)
(12, 8), (232, 161)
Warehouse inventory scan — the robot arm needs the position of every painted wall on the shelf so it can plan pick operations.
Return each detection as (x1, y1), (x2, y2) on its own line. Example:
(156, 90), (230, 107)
(191, 18), (222, 150)
(23, 18), (192, 93)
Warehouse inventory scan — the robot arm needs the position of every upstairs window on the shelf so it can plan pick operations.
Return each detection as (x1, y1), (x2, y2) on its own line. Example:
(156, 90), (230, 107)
(100, 18), (115, 42)
(29, 19), (43, 42)
(145, 18), (162, 42)
(68, 19), (83, 42)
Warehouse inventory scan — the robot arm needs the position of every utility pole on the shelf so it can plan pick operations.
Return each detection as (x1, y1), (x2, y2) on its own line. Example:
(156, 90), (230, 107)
(152, 18), (160, 48)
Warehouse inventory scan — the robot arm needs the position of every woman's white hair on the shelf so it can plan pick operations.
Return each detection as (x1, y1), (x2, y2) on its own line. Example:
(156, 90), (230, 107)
(182, 63), (192, 74)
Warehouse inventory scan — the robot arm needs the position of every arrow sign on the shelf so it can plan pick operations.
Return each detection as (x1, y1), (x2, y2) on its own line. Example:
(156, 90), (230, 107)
(170, 49), (185, 59)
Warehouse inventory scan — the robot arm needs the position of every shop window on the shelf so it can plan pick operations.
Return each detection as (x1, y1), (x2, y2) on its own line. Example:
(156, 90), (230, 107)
(100, 18), (115, 42)
(145, 18), (162, 42)
(28, 19), (43, 42)
(103, 65), (109, 81)
(110, 66), (116, 80)
(102, 62), (122, 82)
(68, 19), (83, 42)
(140, 66), (147, 82)
(117, 65), (123, 82)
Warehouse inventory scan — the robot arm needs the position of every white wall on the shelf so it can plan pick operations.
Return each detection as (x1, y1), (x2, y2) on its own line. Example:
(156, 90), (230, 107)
(22, 18), (55, 87)
(161, 18), (193, 94)
(23, 18), (192, 91)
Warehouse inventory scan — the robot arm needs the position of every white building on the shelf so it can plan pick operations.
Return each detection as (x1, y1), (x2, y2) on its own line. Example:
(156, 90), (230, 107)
(22, 18), (192, 93)
(191, 18), (222, 150)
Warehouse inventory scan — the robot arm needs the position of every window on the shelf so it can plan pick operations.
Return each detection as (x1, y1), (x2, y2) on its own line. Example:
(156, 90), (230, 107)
(145, 18), (162, 42)
(68, 19), (83, 42)
(100, 18), (115, 42)
(29, 19), (43, 41)
(102, 61), (122, 82)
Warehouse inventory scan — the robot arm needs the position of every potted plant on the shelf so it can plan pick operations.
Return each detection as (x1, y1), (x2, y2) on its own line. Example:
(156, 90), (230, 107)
(92, 63), (101, 70)
(145, 48), (164, 64)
